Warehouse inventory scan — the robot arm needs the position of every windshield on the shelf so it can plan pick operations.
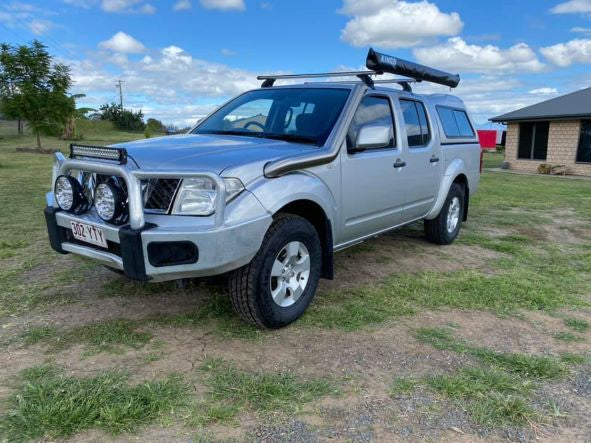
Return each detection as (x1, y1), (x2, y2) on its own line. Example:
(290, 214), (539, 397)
(193, 88), (351, 146)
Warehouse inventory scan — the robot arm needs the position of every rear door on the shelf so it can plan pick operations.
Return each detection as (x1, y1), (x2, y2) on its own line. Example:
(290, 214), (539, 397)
(339, 94), (406, 243)
(398, 99), (442, 221)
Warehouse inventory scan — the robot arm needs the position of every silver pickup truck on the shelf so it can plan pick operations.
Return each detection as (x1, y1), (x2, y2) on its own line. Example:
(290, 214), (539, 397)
(44, 50), (481, 328)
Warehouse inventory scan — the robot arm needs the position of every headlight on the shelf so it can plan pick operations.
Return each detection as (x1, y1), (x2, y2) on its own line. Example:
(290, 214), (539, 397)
(54, 175), (89, 214)
(94, 181), (127, 224)
(171, 177), (244, 216)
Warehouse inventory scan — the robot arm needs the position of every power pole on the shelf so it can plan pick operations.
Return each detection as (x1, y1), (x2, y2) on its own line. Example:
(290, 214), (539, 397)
(115, 80), (124, 109)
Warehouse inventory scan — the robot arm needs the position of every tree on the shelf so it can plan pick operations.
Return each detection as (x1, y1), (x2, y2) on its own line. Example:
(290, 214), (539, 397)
(0, 40), (74, 149)
(96, 102), (145, 131)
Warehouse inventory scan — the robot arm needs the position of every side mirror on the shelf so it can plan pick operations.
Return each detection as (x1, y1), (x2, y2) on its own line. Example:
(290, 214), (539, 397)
(353, 124), (391, 151)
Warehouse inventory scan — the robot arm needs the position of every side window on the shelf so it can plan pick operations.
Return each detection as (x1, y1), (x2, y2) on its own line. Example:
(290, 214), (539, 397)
(400, 99), (431, 147)
(347, 96), (395, 150)
(437, 106), (475, 138)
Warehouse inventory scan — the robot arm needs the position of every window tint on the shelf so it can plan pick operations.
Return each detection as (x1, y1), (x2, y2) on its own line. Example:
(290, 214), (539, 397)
(347, 96), (395, 150)
(437, 107), (460, 137)
(576, 120), (591, 163)
(437, 106), (475, 138)
(518, 122), (548, 160)
(400, 99), (431, 147)
(453, 110), (474, 137)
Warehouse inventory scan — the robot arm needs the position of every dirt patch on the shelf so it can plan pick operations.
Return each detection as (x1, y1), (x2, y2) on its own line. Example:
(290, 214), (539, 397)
(321, 228), (501, 292)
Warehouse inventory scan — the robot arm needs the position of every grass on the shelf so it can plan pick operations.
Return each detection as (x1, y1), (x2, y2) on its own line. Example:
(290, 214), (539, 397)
(482, 150), (504, 169)
(563, 317), (589, 332)
(0, 123), (142, 317)
(427, 367), (537, 426)
(190, 359), (337, 425)
(553, 331), (585, 343)
(0, 365), (186, 441)
(415, 327), (566, 379)
(22, 319), (153, 353)
(397, 327), (585, 427)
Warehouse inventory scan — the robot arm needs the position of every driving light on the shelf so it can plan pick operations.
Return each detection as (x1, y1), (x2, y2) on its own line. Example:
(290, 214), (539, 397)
(54, 175), (89, 214)
(94, 181), (127, 224)
(171, 177), (244, 216)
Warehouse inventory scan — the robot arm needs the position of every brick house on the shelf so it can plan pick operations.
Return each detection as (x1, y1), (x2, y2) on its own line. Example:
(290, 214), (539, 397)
(490, 87), (591, 175)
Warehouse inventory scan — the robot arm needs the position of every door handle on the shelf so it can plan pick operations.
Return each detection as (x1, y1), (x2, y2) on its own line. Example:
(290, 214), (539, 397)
(393, 159), (406, 168)
(430, 156), (440, 163)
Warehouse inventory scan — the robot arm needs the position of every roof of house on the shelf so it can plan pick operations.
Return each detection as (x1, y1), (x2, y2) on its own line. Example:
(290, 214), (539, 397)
(490, 86), (591, 122)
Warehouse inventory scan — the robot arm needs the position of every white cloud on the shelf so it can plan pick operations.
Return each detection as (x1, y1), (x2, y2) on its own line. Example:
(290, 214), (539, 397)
(101, 0), (139, 12)
(0, 2), (56, 35)
(529, 87), (558, 95)
(200, 0), (245, 11)
(413, 37), (545, 73)
(551, 0), (591, 14)
(67, 41), (259, 125)
(99, 32), (146, 53)
(340, 0), (463, 48)
(221, 48), (237, 56)
(541, 38), (591, 66)
(572, 26), (591, 34)
(28, 19), (53, 35)
(140, 3), (155, 13)
(174, 0), (191, 10)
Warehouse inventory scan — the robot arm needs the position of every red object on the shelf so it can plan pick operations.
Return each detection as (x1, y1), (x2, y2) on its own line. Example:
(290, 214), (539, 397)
(477, 130), (497, 149)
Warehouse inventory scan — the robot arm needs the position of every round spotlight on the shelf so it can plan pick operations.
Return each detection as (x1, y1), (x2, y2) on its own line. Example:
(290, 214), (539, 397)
(54, 175), (89, 214)
(94, 181), (126, 223)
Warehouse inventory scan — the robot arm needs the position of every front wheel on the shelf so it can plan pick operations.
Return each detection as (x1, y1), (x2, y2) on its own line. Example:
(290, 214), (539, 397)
(424, 183), (465, 245)
(228, 214), (322, 329)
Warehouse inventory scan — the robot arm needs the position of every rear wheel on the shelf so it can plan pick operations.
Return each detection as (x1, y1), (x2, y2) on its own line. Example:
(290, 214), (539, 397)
(424, 182), (465, 245)
(228, 214), (322, 329)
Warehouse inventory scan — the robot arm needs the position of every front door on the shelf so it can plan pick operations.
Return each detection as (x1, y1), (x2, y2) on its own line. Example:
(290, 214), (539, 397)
(339, 94), (407, 244)
(398, 99), (442, 221)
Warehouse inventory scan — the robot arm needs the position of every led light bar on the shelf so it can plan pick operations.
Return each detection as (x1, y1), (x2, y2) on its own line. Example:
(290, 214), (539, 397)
(70, 144), (127, 164)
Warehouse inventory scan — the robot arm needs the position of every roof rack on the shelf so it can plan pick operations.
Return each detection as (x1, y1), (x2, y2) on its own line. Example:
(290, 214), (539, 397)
(257, 48), (460, 92)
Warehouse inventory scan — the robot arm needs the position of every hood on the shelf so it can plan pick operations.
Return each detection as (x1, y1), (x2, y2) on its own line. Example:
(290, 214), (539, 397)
(111, 133), (312, 183)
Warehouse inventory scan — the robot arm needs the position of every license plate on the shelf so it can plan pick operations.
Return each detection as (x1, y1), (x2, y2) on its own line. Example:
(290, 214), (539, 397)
(70, 220), (108, 248)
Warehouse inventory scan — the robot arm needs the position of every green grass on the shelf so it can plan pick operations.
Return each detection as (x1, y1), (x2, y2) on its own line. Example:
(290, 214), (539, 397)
(560, 352), (589, 365)
(0, 365), (186, 441)
(563, 317), (589, 332)
(22, 319), (153, 353)
(427, 367), (537, 426)
(553, 331), (585, 343)
(482, 151), (504, 169)
(415, 327), (566, 379)
(0, 124), (142, 317)
(402, 328), (583, 427)
(389, 377), (419, 396)
(191, 359), (337, 425)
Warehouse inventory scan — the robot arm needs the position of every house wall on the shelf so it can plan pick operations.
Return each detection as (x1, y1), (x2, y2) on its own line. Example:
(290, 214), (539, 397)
(504, 120), (591, 175)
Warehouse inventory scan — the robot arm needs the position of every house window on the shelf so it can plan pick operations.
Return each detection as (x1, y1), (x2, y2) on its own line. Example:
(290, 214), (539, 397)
(576, 120), (591, 163)
(517, 121), (549, 160)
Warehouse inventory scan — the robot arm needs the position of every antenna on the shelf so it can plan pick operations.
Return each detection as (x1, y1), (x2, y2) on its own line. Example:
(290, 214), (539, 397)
(115, 80), (124, 109)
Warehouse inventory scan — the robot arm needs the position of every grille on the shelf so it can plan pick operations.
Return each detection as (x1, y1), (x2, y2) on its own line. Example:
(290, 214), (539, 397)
(144, 179), (180, 212)
(80, 173), (179, 216)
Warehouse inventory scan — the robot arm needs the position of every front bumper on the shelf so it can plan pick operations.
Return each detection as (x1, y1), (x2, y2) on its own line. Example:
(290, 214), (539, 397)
(44, 201), (272, 282)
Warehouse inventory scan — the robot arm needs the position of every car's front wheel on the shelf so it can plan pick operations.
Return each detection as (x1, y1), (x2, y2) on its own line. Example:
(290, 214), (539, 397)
(228, 214), (322, 328)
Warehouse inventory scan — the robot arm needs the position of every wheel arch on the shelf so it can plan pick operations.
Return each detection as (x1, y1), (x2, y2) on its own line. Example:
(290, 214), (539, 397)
(425, 158), (470, 220)
(275, 199), (334, 280)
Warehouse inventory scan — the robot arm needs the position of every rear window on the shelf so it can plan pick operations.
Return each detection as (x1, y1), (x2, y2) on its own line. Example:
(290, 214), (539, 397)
(437, 106), (475, 138)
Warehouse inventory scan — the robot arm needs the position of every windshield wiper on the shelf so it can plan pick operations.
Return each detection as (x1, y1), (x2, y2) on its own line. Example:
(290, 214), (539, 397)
(259, 133), (318, 145)
(200, 130), (318, 145)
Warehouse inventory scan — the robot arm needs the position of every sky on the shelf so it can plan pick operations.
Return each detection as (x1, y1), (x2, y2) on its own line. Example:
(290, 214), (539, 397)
(1, 0), (591, 127)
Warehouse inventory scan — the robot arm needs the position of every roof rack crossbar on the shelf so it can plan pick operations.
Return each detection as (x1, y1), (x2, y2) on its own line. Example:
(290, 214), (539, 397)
(258, 49), (460, 90)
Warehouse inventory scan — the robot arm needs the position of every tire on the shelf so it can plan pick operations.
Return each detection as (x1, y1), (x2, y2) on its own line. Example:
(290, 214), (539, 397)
(228, 214), (322, 329)
(424, 183), (465, 245)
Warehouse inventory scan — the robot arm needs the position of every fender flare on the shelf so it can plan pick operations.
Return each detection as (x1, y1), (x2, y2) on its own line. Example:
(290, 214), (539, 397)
(425, 158), (469, 220)
(248, 172), (338, 225)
